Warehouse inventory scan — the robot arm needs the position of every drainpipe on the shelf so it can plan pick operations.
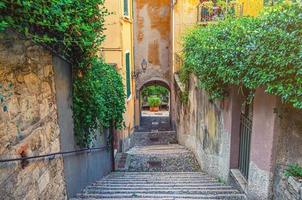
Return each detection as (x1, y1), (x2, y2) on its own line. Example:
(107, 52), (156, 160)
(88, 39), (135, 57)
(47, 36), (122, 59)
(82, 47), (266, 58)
(131, 0), (136, 129)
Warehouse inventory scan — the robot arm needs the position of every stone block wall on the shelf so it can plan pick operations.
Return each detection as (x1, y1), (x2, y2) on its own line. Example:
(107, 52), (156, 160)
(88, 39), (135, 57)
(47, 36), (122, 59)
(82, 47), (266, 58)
(276, 176), (302, 200)
(273, 104), (302, 200)
(173, 75), (231, 182)
(173, 73), (302, 199)
(0, 32), (66, 200)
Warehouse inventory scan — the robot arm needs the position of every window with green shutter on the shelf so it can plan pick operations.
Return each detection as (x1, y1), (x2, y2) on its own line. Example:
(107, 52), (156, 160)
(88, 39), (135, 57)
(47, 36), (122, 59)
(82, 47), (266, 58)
(124, 0), (129, 16)
(125, 52), (131, 98)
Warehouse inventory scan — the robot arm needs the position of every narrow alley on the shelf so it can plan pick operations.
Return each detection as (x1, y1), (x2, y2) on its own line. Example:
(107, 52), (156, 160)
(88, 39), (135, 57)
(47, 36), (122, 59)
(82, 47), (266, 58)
(1, 1), (302, 200)
(72, 116), (245, 200)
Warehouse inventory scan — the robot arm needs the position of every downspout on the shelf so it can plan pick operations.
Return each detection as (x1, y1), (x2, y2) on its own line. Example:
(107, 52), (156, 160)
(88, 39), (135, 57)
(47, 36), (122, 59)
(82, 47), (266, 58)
(131, 0), (136, 129)
(171, 0), (176, 129)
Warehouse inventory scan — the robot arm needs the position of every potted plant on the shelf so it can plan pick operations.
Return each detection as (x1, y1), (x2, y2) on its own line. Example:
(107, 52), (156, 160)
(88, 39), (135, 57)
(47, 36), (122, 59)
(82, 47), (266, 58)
(148, 96), (161, 112)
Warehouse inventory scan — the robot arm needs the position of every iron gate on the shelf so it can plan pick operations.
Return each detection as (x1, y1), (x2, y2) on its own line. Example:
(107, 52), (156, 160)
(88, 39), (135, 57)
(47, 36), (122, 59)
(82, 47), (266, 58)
(239, 113), (252, 180)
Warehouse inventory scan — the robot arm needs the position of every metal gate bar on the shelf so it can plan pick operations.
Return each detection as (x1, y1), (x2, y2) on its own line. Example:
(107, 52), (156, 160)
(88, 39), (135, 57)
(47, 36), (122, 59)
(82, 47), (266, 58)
(239, 114), (252, 180)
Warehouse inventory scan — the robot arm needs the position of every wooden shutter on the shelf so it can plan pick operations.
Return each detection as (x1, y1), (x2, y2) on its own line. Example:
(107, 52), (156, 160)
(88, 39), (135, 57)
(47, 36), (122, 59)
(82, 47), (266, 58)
(124, 0), (129, 16)
(126, 52), (131, 98)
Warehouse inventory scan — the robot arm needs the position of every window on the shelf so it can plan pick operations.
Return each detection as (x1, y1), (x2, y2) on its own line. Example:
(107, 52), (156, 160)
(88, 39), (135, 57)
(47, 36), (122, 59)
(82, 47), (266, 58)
(125, 52), (131, 99)
(124, 0), (129, 17)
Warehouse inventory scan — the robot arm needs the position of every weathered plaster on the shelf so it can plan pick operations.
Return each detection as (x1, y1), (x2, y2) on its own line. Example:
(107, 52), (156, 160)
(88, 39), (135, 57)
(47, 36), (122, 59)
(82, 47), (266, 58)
(250, 88), (278, 172)
(174, 75), (231, 182)
(102, 0), (136, 151)
(134, 0), (171, 90)
(133, 0), (172, 126)
(248, 161), (272, 200)
(273, 103), (302, 200)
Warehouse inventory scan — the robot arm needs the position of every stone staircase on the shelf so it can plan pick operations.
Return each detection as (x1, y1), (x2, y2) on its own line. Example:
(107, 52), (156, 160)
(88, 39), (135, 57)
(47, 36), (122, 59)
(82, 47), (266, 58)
(115, 130), (199, 172)
(71, 117), (246, 199)
(71, 172), (246, 200)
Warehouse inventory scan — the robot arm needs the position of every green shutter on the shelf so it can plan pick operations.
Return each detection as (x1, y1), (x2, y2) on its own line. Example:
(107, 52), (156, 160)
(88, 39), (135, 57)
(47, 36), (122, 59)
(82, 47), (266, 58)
(126, 52), (131, 98)
(124, 0), (129, 16)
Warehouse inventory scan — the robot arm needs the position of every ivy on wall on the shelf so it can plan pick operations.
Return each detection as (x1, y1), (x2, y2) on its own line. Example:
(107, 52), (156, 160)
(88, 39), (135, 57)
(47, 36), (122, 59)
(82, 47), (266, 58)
(0, 0), (126, 147)
(0, 0), (108, 66)
(73, 58), (126, 147)
(182, 2), (302, 109)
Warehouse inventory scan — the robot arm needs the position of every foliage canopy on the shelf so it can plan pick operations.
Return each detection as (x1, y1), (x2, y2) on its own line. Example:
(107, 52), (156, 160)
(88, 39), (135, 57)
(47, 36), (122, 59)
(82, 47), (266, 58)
(182, 3), (302, 108)
(0, 0), (109, 67)
(1, 0), (126, 147)
(141, 85), (169, 99)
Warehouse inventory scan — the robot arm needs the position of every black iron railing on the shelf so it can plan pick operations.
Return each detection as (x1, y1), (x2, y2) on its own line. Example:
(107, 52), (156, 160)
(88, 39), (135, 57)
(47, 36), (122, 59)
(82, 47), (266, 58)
(0, 146), (108, 163)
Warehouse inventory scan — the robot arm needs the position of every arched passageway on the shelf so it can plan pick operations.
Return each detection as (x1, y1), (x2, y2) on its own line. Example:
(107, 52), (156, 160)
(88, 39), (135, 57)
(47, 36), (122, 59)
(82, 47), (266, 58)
(137, 80), (172, 132)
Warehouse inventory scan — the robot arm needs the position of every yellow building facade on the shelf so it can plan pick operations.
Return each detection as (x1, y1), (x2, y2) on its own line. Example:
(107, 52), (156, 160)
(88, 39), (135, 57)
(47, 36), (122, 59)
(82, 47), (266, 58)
(172, 0), (264, 73)
(102, 0), (135, 152)
(101, 0), (263, 152)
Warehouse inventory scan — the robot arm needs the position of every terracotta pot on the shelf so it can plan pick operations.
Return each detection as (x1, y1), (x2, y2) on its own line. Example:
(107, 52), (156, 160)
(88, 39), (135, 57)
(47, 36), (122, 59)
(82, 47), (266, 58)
(150, 106), (159, 112)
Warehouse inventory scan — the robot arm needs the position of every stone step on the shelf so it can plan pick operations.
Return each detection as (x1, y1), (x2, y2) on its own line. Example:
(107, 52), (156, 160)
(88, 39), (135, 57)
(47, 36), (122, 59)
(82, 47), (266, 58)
(101, 177), (216, 181)
(123, 145), (200, 172)
(83, 188), (239, 194)
(97, 179), (219, 183)
(130, 131), (177, 147)
(91, 183), (227, 187)
(102, 173), (215, 180)
(106, 176), (212, 179)
(86, 185), (234, 190)
(106, 171), (208, 177)
(75, 193), (246, 199)
(72, 198), (244, 200)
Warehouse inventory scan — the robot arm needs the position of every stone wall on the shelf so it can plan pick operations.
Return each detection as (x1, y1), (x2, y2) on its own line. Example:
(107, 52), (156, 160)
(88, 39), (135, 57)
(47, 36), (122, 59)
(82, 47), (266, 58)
(53, 55), (113, 198)
(0, 32), (66, 199)
(275, 176), (302, 200)
(173, 73), (302, 199)
(273, 103), (302, 200)
(173, 75), (231, 181)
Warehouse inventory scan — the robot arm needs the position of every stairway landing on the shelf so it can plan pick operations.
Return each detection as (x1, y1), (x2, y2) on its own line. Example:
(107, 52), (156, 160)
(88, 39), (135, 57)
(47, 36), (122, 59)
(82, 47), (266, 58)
(116, 144), (201, 172)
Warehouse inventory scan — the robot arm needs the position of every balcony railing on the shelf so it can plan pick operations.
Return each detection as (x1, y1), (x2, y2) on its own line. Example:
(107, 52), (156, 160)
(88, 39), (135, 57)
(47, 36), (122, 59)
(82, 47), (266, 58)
(197, 0), (243, 24)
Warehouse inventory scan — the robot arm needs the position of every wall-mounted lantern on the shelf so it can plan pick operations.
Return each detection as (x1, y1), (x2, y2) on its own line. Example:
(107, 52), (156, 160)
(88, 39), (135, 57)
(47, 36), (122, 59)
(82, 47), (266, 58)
(132, 59), (148, 80)
(141, 59), (148, 72)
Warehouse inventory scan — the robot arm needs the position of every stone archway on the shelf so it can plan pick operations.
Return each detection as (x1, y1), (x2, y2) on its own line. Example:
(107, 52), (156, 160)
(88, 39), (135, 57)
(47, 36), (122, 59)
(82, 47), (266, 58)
(138, 78), (170, 92)
(135, 78), (172, 131)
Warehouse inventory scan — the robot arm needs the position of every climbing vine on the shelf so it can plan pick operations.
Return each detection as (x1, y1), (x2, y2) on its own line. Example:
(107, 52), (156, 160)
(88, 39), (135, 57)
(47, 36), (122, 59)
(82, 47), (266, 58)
(183, 2), (302, 108)
(0, 0), (108, 67)
(73, 58), (126, 147)
(0, 0), (126, 147)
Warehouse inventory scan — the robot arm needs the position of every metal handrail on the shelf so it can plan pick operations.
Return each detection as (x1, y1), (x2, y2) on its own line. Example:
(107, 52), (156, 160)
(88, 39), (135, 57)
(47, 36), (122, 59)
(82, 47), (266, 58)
(0, 146), (108, 163)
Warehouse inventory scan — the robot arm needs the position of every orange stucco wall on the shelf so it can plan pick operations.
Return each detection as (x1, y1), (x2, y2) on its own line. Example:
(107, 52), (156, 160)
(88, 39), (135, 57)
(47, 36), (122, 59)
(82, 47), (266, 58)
(133, 0), (172, 126)
(134, 0), (171, 87)
(102, 0), (135, 150)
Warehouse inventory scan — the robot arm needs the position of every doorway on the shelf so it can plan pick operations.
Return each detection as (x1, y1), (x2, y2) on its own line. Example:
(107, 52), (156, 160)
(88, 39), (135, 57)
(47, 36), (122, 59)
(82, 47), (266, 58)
(238, 101), (253, 180)
(138, 83), (171, 132)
